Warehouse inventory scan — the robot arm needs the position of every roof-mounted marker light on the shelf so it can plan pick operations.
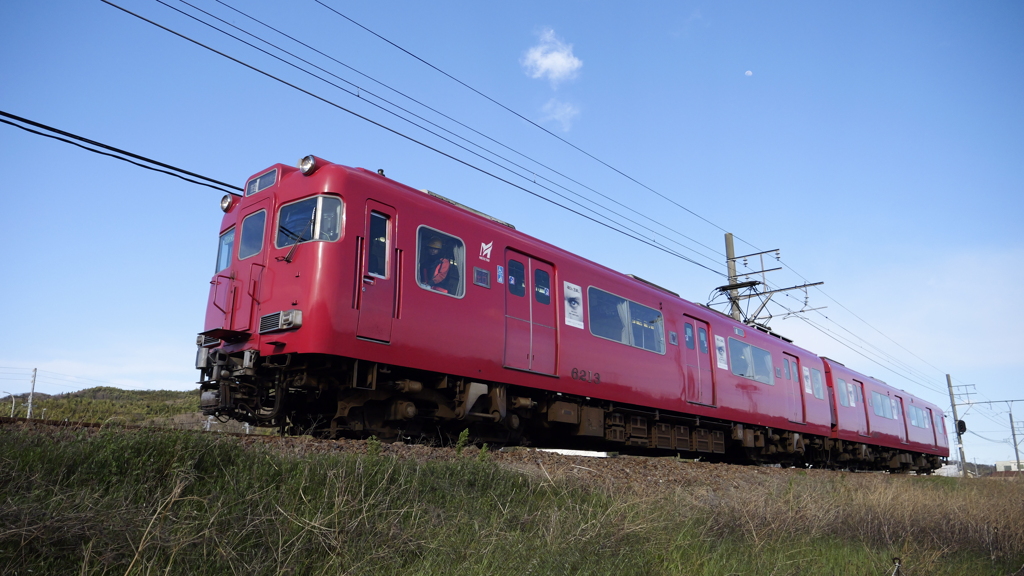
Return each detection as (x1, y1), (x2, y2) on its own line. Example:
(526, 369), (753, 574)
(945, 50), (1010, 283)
(220, 195), (233, 212)
(299, 155), (319, 176)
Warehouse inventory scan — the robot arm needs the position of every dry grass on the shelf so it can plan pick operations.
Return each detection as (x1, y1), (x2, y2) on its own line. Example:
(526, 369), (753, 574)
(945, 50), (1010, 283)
(1, 424), (1021, 575)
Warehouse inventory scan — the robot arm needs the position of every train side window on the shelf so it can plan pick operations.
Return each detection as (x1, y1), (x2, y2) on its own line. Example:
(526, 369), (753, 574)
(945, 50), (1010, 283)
(837, 378), (849, 407)
(810, 368), (825, 399)
(534, 269), (551, 305)
(276, 196), (343, 247)
(871, 391), (894, 419)
(507, 260), (526, 297)
(587, 287), (665, 354)
(684, 323), (695, 350)
(216, 228), (234, 273)
(416, 226), (465, 297)
(238, 210), (267, 261)
(783, 358), (791, 380)
(728, 338), (774, 384)
(698, 327), (709, 354)
(367, 212), (388, 278)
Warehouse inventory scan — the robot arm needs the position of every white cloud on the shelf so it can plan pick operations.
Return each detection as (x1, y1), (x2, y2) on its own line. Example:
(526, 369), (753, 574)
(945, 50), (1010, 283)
(541, 99), (580, 131)
(745, 70), (753, 76)
(521, 28), (582, 87)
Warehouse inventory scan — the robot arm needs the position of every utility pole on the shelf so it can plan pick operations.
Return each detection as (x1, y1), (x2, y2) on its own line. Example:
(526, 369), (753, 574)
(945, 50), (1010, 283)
(27, 368), (36, 419)
(1010, 409), (1021, 472)
(725, 233), (742, 321)
(947, 374), (968, 478)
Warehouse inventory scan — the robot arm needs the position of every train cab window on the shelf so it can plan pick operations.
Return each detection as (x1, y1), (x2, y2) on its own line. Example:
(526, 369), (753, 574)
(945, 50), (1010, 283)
(728, 338), (774, 384)
(416, 227), (464, 297)
(810, 368), (825, 399)
(275, 196), (343, 248)
(534, 269), (551, 305)
(238, 210), (267, 260)
(698, 327), (709, 354)
(507, 260), (526, 297)
(684, 323), (695, 350)
(837, 378), (850, 407)
(587, 287), (665, 354)
(216, 228), (234, 273)
(367, 212), (388, 277)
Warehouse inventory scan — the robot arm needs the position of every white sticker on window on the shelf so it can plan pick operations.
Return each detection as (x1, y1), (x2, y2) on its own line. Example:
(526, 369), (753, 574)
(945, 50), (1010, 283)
(715, 335), (728, 370)
(563, 281), (584, 329)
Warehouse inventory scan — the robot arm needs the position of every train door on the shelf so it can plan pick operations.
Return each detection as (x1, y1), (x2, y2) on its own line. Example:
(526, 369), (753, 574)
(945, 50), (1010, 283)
(783, 353), (805, 423)
(856, 380), (871, 435)
(503, 249), (556, 374)
(895, 396), (909, 444)
(356, 201), (397, 343)
(682, 316), (714, 405)
(231, 198), (271, 333)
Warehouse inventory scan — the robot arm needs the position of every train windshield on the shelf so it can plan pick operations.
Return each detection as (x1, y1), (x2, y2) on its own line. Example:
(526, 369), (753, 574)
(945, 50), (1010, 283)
(275, 196), (343, 248)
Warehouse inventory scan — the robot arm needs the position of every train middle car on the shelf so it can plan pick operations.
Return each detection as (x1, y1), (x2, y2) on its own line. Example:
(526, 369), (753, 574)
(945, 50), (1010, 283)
(196, 156), (949, 472)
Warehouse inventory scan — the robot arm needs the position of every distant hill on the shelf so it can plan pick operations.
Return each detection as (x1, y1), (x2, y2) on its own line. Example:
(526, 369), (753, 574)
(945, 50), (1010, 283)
(1, 387), (266, 434)
(3, 386), (197, 423)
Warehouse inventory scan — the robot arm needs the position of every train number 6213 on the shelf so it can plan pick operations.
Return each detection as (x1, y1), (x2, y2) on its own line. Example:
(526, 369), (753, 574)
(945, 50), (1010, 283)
(571, 368), (600, 384)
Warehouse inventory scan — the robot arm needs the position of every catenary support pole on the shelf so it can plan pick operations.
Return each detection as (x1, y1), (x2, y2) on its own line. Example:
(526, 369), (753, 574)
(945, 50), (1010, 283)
(1011, 409), (1021, 472)
(27, 368), (36, 419)
(947, 374), (967, 478)
(725, 233), (741, 321)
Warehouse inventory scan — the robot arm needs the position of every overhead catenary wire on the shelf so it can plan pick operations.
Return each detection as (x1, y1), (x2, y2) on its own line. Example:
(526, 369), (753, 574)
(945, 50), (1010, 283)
(156, 0), (725, 269)
(126, 0), (950, 405)
(312, 0), (961, 405)
(102, 0), (727, 276)
(206, 0), (727, 264)
(314, 0), (745, 250)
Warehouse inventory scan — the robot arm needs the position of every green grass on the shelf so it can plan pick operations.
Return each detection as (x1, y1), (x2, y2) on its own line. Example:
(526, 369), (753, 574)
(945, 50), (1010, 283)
(1, 426), (1021, 575)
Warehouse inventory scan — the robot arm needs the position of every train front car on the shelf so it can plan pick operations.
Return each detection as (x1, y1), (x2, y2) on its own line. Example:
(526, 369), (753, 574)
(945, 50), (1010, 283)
(195, 156), (524, 439)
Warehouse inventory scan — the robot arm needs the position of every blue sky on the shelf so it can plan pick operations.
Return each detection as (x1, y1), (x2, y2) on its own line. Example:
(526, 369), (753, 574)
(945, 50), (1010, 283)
(1, 1), (1021, 465)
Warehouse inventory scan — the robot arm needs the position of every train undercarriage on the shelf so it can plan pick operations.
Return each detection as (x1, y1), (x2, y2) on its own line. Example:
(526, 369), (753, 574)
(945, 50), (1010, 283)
(197, 349), (944, 473)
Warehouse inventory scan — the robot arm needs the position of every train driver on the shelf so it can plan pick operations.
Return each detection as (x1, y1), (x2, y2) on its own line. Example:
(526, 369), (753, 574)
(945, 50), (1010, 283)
(420, 236), (458, 294)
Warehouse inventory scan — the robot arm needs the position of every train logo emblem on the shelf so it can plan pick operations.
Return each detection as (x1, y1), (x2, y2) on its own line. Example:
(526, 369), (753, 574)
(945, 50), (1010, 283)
(479, 241), (493, 261)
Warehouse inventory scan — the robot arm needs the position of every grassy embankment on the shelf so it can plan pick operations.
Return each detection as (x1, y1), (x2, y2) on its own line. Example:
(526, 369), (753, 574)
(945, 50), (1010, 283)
(2, 425), (1021, 575)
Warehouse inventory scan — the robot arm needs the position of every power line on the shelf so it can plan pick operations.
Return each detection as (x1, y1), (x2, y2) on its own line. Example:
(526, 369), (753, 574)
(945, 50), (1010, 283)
(313, 0), (965, 403)
(102, 0), (727, 276)
(156, 0), (725, 269)
(206, 0), (726, 264)
(315, 1), (747, 250)
(0, 111), (242, 195)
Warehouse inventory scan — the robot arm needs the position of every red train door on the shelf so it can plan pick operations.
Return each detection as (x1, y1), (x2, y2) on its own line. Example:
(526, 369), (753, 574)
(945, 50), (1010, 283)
(503, 249), (556, 374)
(682, 316), (714, 405)
(356, 201), (397, 343)
(232, 198), (270, 333)
(783, 353), (805, 423)
(856, 379), (871, 435)
(895, 395), (909, 444)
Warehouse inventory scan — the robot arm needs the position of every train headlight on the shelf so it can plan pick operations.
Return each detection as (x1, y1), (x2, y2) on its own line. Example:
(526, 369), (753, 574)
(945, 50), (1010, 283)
(220, 195), (233, 212)
(299, 155), (318, 175)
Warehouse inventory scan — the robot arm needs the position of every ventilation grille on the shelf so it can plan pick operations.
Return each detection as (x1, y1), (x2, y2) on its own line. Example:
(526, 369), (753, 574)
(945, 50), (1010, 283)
(201, 336), (221, 347)
(259, 312), (282, 334)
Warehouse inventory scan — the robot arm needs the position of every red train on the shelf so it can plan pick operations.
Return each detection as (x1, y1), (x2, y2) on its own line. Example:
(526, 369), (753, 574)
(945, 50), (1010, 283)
(196, 156), (949, 472)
